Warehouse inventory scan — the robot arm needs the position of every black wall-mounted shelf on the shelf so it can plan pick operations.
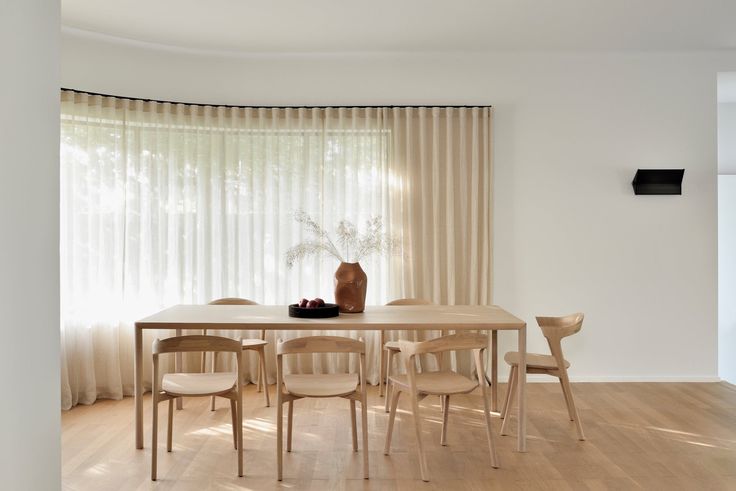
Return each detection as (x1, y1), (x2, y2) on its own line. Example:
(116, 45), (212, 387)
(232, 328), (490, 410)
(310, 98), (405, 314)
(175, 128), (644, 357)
(632, 169), (684, 195)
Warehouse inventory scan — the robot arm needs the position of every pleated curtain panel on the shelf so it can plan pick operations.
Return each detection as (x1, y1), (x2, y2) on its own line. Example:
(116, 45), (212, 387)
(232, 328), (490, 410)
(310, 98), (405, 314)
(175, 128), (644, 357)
(60, 90), (493, 409)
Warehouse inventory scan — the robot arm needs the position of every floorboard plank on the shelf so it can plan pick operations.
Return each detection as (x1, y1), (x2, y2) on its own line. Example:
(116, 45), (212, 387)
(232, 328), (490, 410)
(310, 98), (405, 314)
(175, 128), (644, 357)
(62, 382), (736, 489)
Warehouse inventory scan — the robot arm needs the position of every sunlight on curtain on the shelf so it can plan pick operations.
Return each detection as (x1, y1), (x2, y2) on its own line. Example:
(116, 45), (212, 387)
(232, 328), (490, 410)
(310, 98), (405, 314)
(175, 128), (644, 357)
(59, 90), (492, 409)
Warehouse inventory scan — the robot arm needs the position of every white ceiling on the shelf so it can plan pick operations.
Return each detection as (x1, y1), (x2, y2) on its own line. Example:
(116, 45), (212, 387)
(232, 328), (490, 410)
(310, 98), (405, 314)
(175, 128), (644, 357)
(61, 0), (736, 54)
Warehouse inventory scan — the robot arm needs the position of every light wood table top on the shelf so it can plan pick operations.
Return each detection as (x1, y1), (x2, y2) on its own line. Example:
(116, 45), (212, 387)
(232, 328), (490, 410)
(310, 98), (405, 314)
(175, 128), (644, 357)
(136, 304), (526, 331)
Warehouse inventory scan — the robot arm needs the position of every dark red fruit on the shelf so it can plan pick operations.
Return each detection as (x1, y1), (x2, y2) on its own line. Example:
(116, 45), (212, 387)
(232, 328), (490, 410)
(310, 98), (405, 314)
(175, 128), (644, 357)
(307, 300), (318, 308)
(314, 297), (325, 307)
(298, 298), (308, 308)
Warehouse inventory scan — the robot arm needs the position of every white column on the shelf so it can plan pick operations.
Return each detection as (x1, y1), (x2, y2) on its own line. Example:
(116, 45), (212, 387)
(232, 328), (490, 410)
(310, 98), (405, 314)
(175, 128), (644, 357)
(0, 1), (60, 489)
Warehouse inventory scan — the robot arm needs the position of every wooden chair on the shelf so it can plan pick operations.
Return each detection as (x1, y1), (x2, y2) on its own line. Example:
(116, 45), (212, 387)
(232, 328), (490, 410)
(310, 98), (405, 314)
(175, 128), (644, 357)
(151, 335), (243, 481)
(276, 336), (369, 480)
(384, 333), (499, 482)
(205, 298), (270, 408)
(380, 298), (432, 412)
(500, 313), (585, 441)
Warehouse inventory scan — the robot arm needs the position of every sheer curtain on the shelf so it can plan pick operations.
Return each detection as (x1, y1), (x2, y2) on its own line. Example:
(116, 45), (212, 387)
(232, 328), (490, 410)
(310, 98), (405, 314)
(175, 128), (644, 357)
(60, 90), (492, 409)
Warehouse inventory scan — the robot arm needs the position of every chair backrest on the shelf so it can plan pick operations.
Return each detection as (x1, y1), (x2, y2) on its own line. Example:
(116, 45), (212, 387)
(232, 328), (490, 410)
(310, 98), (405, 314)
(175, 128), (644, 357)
(209, 297), (258, 305)
(399, 332), (490, 392)
(536, 313), (584, 343)
(276, 336), (367, 395)
(397, 332), (488, 358)
(208, 298), (262, 339)
(277, 335), (365, 356)
(386, 298), (432, 306)
(153, 335), (241, 355)
(152, 336), (244, 400)
(536, 313), (583, 370)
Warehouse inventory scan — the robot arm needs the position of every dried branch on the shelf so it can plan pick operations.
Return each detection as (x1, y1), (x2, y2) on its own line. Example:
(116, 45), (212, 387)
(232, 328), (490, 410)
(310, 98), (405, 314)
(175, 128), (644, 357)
(285, 240), (343, 268)
(286, 211), (398, 267)
(292, 210), (343, 261)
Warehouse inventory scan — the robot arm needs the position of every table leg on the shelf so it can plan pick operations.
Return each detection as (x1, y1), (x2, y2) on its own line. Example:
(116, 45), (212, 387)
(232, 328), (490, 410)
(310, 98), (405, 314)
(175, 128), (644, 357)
(517, 323), (527, 452)
(379, 330), (385, 397)
(491, 330), (498, 412)
(135, 324), (143, 449)
(175, 328), (183, 410)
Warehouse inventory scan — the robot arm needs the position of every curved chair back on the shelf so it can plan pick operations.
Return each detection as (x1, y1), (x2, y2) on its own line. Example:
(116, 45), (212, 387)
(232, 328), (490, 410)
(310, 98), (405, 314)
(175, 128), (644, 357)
(536, 313), (584, 341)
(277, 335), (365, 356)
(153, 335), (241, 355)
(536, 313), (584, 372)
(397, 332), (488, 357)
(208, 297), (262, 338)
(398, 332), (490, 389)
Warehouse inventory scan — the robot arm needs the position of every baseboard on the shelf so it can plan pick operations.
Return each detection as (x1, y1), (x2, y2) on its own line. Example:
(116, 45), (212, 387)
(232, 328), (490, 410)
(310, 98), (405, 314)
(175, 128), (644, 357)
(519, 374), (722, 383)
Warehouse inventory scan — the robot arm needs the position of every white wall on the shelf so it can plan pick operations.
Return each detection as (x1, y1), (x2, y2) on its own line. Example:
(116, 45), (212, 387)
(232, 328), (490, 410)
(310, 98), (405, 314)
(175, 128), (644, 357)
(61, 33), (736, 381)
(718, 176), (736, 384)
(0, 1), (60, 489)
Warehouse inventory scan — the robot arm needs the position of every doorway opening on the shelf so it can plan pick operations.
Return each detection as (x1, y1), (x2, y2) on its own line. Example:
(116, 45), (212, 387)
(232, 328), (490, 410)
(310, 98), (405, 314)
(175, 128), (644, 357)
(717, 72), (736, 384)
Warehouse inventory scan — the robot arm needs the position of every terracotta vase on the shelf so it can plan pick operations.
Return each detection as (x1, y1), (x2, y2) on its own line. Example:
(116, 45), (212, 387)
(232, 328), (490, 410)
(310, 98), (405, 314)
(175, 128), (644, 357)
(334, 262), (367, 313)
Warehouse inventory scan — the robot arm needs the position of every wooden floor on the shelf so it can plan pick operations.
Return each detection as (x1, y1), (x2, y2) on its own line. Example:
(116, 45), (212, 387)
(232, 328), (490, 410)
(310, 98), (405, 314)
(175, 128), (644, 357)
(62, 382), (736, 490)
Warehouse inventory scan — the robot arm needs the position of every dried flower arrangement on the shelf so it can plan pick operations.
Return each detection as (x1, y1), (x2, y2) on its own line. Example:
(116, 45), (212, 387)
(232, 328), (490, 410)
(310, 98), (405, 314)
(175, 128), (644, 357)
(285, 210), (399, 268)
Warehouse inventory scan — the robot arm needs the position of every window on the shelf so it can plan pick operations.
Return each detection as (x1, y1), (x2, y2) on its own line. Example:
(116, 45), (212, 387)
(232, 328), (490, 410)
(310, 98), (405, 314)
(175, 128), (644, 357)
(60, 90), (492, 409)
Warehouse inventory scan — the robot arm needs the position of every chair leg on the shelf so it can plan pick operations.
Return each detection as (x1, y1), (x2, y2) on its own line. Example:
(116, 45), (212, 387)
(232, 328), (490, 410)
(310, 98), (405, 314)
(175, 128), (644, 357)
(558, 377), (575, 421)
(256, 352), (263, 392)
(500, 366), (518, 436)
(277, 395), (283, 481)
(500, 365), (516, 418)
(236, 391), (244, 477)
(384, 349), (395, 413)
(210, 353), (217, 411)
(350, 399), (358, 452)
(361, 388), (369, 479)
(167, 398), (174, 452)
(480, 381), (500, 468)
(440, 395), (450, 446)
(409, 389), (429, 481)
(560, 375), (586, 441)
(230, 398), (238, 449)
(286, 400), (294, 452)
(259, 347), (270, 407)
(151, 393), (159, 481)
(200, 329), (208, 373)
(384, 389), (401, 455)
(385, 382), (392, 413)
(491, 331), (498, 412)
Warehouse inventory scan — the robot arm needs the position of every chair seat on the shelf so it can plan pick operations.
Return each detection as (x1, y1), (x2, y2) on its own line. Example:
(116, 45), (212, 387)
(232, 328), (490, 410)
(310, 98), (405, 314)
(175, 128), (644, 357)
(389, 370), (478, 395)
(241, 338), (268, 348)
(162, 372), (237, 396)
(384, 340), (401, 351)
(504, 351), (570, 370)
(283, 373), (359, 398)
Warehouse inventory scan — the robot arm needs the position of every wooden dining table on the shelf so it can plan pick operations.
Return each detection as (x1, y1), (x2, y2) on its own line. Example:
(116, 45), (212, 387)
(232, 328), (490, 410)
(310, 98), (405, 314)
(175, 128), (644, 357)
(134, 304), (528, 452)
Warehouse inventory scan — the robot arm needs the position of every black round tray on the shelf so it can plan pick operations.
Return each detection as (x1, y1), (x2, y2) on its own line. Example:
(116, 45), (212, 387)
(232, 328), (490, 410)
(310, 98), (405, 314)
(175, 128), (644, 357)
(288, 303), (340, 318)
